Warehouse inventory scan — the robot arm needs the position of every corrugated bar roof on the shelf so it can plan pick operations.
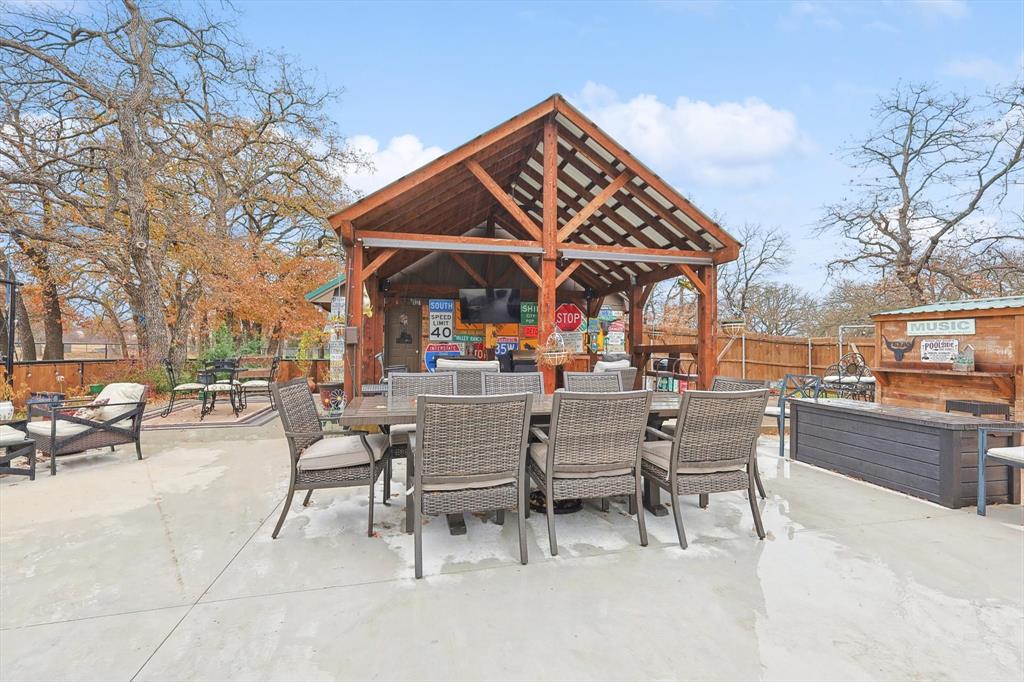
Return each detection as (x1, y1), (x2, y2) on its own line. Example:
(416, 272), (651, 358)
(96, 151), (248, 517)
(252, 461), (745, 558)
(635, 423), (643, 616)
(874, 296), (1024, 316)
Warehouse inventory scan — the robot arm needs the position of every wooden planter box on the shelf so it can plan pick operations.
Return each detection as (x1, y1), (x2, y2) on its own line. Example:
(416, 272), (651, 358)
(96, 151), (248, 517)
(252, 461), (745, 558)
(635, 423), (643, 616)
(789, 398), (1020, 509)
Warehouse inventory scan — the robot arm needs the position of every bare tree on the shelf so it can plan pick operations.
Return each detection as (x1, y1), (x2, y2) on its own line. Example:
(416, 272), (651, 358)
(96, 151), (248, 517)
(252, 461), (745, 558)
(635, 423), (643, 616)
(820, 82), (1024, 305)
(717, 223), (790, 320)
(742, 283), (819, 336)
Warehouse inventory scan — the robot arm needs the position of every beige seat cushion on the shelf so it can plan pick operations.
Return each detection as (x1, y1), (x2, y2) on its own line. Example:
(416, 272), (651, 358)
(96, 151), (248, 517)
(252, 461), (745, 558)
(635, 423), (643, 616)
(204, 383), (235, 393)
(421, 475), (516, 491)
(240, 380), (269, 388)
(764, 405), (789, 418)
(660, 418), (677, 435)
(435, 358), (500, 371)
(174, 383), (205, 391)
(26, 420), (125, 438)
(593, 359), (630, 372)
(0, 425), (31, 446)
(528, 442), (632, 478)
(642, 440), (745, 475)
(297, 433), (387, 471)
(987, 446), (1024, 465)
(95, 383), (146, 421)
(389, 422), (416, 446)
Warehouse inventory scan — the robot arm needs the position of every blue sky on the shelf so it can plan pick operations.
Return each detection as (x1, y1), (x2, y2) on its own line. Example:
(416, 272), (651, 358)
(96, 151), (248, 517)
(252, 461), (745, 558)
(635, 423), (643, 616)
(238, 0), (1023, 286)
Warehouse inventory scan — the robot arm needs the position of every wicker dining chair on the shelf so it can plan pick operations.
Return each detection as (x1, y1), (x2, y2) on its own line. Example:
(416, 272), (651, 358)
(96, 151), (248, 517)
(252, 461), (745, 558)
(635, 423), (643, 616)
(270, 378), (389, 539)
(660, 375), (769, 501)
(482, 371), (545, 395)
(409, 393), (533, 578)
(387, 372), (457, 533)
(643, 389), (769, 549)
(528, 389), (652, 556)
(562, 371), (622, 392)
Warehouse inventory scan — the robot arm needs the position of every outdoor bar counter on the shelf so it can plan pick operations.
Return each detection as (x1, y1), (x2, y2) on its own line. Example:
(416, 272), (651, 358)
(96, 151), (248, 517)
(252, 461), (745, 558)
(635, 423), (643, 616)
(789, 398), (1020, 509)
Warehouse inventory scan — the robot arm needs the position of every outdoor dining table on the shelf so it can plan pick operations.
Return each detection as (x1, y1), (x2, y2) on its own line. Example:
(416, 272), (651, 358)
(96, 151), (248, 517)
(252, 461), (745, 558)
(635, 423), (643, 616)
(341, 393), (683, 533)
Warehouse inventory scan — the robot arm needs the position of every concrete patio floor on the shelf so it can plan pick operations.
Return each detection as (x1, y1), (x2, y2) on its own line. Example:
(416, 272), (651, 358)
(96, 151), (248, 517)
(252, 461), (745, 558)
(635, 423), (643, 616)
(1, 420), (1021, 681)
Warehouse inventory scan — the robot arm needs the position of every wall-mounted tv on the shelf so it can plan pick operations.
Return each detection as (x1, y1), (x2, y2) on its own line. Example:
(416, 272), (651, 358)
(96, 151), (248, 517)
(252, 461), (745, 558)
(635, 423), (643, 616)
(459, 289), (521, 324)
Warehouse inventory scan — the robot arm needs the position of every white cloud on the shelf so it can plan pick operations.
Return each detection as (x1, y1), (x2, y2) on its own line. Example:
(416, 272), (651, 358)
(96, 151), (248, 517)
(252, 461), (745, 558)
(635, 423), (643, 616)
(779, 1), (843, 31)
(574, 82), (809, 188)
(908, 0), (968, 20)
(345, 134), (444, 195)
(943, 57), (1017, 85)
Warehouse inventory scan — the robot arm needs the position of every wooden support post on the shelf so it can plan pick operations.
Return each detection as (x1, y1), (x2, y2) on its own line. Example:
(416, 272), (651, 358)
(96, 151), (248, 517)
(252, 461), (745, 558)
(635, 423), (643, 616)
(696, 264), (718, 389)
(345, 243), (364, 401)
(539, 116), (559, 392)
(628, 285), (644, 370)
(361, 275), (380, 384)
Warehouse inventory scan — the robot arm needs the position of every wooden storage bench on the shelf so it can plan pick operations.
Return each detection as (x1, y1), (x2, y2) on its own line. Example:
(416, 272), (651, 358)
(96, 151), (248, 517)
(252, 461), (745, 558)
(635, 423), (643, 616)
(789, 398), (1021, 509)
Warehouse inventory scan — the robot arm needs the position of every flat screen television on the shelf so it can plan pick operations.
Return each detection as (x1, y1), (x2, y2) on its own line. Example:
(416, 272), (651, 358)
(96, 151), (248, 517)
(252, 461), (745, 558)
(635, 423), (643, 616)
(459, 288), (521, 324)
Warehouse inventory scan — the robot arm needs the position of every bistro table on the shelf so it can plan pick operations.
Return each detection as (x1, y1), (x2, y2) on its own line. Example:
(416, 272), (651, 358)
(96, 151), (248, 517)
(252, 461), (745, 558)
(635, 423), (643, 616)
(340, 393), (683, 532)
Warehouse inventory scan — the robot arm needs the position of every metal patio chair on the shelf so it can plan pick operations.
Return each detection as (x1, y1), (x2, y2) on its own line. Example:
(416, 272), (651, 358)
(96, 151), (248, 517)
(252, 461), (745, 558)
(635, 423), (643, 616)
(643, 389), (769, 549)
(270, 377), (389, 538)
(410, 393), (533, 578)
(239, 356), (280, 409)
(563, 371), (622, 392)
(772, 374), (821, 458)
(528, 389), (652, 556)
(977, 425), (1024, 516)
(161, 359), (205, 417)
(482, 371), (545, 395)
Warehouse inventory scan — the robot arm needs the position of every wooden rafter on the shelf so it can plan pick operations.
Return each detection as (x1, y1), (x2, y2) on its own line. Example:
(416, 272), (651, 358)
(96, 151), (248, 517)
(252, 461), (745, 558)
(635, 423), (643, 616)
(450, 252), (487, 287)
(363, 248), (398, 278)
(356, 230), (541, 255)
(556, 171), (631, 241)
(555, 260), (582, 287)
(465, 159), (542, 241)
(509, 253), (542, 287)
(675, 263), (706, 295)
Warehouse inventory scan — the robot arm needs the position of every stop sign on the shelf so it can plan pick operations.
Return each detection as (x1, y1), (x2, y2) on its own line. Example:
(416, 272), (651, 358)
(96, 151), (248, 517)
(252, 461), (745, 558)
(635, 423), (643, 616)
(554, 303), (585, 332)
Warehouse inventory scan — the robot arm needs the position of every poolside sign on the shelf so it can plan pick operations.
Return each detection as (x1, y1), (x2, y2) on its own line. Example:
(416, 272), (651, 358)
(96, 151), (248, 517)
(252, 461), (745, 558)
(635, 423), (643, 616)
(906, 318), (975, 336)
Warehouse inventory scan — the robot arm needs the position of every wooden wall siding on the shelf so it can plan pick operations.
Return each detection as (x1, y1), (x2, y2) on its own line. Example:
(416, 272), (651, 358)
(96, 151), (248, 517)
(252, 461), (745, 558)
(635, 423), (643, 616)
(646, 329), (878, 383)
(873, 308), (1022, 418)
(791, 401), (1014, 509)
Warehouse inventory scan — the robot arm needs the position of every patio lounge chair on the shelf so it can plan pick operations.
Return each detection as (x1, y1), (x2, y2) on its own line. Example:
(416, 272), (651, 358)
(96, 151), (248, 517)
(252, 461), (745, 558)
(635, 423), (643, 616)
(270, 377), (389, 538)
(643, 388), (769, 549)
(977, 425), (1024, 516)
(26, 382), (147, 475)
(409, 393), (533, 578)
(563, 371), (622, 392)
(528, 389), (652, 556)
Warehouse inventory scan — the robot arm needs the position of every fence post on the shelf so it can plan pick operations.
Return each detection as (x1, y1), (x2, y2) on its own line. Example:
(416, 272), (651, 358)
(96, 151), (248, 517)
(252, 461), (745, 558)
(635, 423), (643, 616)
(741, 334), (746, 378)
(807, 338), (812, 374)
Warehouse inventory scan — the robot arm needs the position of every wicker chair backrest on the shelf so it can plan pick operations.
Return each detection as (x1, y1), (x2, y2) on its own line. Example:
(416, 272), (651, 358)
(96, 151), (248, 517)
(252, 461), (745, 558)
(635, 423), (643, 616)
(415, 394), (532, 482)
(548, 390), (652, 471)
(452, 366), (500, 396)
(272, 377), (324, 455)
(671, 389), (768, 470)
(711, 376), (765, 391)
(388, 372), (456, 401)
(613, 367), (639, 390)
(563, 372), (622, 393)
(482, 372), (545, 395)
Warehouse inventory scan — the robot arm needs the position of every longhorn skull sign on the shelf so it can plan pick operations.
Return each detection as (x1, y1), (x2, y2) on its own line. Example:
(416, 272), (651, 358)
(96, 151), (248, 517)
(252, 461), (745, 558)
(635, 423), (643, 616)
(883, 335), (916, 362)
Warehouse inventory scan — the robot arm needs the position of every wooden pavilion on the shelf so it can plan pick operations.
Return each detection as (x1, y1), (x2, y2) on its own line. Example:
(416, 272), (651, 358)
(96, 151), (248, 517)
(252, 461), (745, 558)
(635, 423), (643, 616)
(327, 94), (741, 396)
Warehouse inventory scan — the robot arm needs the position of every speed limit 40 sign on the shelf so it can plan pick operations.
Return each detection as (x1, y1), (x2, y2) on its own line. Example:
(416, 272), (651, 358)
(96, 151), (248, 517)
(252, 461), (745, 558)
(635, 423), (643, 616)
(428, 299), (454, 341)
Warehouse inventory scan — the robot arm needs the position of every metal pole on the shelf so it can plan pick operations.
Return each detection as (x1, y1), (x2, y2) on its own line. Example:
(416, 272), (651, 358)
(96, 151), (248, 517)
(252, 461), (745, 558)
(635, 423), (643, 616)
(3, 270), (17, 384)
(807, 337), (813, 374)
(740, 333), (746, 378)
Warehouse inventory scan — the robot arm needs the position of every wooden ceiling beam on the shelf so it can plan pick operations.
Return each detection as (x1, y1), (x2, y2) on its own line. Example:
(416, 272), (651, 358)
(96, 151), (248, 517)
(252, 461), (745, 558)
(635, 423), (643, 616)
(363, 248), (398, 278)
(555, 260), (582, 287)
(450, 252), (488, 287)
(556, 171), (631, 242)
(675, 263), (706, 295)
(508, 253), (542, 288)
(465, 159), (542, 241)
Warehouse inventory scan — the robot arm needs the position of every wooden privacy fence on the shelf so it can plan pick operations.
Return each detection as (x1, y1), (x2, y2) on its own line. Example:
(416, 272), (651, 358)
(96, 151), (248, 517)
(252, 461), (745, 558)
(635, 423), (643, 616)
(1, 357), (330, 407)
(644, 329), (877, 383)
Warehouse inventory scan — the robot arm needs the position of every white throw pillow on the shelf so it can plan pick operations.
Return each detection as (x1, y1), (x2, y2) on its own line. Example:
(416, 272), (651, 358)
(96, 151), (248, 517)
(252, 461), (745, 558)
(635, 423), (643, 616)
(435, 358), (500, 371)
(594, 359), (630, 372)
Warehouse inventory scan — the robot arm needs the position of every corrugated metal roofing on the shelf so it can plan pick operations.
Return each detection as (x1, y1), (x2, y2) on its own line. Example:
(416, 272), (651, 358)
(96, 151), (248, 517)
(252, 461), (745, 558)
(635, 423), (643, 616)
(874, 295), (1024, 316)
